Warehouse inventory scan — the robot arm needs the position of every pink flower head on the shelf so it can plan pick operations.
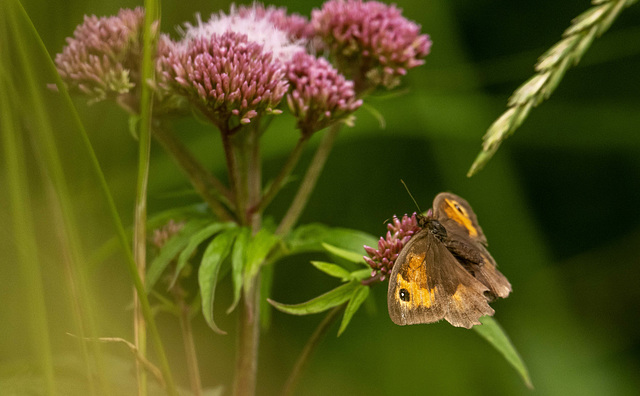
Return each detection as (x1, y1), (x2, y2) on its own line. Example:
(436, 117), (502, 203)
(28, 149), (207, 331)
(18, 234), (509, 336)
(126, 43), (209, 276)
(160, 32), (289, 128)
(286, 52), (363, 135)
(55, 8), (185, 114)
(160, 5), (307, 128)
(54, 8), (147, 103)
(363, 213), (421, 280)
(312, 0), (432, 92)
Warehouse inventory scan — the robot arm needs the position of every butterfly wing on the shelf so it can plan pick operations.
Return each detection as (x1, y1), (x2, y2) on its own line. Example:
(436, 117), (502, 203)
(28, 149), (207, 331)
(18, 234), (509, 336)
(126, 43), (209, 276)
(433, 192), (487, 245)
(387, 230), (495, 329)
(432, 192), (512, 300)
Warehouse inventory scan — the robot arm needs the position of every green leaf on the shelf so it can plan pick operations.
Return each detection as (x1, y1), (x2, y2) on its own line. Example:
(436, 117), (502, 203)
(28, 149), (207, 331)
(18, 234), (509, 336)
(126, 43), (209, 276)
(286, 223), (330, 253)
(268, 281), (359, 315)
(322, 243), (366, 264)
(311, 261), (352, 280)
(244, 229), (280, 297)
(146, 219), (211, 291)
(227, 227), (251, 314)
(287, 224), (376, 254)
(474, 316), (533, 389)
(338, 285), (370, 336)
(349, 268), (373, 281)
(170, 222), (235, 288)
(198, 229), (239, 334)
(322, 228), (378, 252)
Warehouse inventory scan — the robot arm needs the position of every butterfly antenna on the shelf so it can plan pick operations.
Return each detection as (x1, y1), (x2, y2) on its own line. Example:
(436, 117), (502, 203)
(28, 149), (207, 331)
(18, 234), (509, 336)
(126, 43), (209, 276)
(400, 179), (422, 213)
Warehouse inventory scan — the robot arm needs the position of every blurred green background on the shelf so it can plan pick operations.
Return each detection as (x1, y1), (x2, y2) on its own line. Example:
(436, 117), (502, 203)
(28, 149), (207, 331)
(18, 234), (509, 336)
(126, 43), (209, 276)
(3, 0), (640, 395)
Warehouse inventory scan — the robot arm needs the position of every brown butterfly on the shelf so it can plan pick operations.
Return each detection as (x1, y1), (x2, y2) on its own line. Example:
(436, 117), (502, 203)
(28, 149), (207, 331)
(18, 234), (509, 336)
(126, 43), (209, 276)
(387, 192), (511, 329)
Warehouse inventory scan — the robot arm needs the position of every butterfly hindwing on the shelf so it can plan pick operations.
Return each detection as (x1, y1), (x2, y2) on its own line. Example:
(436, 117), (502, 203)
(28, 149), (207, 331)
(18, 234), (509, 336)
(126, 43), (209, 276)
(433, 192), (512, 300)
(433, 192), (487, 245)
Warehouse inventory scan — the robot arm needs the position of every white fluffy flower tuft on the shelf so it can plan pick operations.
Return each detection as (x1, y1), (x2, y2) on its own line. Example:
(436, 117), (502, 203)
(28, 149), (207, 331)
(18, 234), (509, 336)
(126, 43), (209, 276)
(179, 5), (306, 63)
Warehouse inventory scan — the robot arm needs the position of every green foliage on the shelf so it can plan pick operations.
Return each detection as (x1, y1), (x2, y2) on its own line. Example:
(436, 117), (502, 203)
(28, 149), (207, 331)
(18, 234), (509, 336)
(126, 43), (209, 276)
(269, 281), (361, 315)
(199, 228), (240, 334)
(146, 219), (226, 291)
(475, 316), (533, 389)
(228, 228), (252, 313)
(337, 284), (370, 336)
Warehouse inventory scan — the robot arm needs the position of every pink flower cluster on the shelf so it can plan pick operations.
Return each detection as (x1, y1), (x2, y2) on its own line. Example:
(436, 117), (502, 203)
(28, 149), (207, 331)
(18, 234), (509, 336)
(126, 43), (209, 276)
(286, 52), (363, 135)
(363, 213), (421, 280)
(160, 32), (289, 128)
(312, 0), (432, 91)
(54, 8), (146, 103)
(55, 2), (431, 131)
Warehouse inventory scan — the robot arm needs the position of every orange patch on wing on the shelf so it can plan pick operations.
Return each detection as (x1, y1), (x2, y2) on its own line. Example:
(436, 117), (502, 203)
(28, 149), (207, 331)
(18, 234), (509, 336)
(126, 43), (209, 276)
(444, 198), (478, 237)
(396, 273), (437, 309)
(451, 284), (468, 307)
(452, 284), (465, 301)
(407, 252), (426, 270)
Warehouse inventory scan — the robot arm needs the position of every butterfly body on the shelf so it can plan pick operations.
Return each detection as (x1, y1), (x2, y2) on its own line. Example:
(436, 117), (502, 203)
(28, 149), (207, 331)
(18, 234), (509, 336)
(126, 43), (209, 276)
(387, 193), (511, 329)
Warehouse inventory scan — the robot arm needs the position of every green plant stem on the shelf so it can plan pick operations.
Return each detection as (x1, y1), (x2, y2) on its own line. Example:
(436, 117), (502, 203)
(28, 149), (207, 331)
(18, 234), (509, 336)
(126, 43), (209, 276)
(233, 129), (251, 225)
(134, 110), (150, 396)
(152, 126), (234, 220)
(135, 2), (161, 394)
(222, 128), (245, 223)
(171, 286), (203, 396)
(282, 306), (342, 396)
(233, 121), (264, 396)
(234, 275), (261, 396)
(253, 135), (309, 215)
(247, 123), (262, 232)
(277, 125), (342, 236)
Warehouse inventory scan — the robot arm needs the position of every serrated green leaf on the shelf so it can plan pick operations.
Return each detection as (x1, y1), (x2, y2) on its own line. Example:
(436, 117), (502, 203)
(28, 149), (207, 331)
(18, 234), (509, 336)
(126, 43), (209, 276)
(198, 229), (239, 334)
(268, 281), (359, 315)
(227, 227), (251, 314)
(322, 243), (366, 264)
(337, 285), (370, 336)
(474, 316), (533, 389)
(146, 219), (211, 291)
(311, 261), (352, 280)
(170, 222), (236, 289)
(244, 229), (281, 298)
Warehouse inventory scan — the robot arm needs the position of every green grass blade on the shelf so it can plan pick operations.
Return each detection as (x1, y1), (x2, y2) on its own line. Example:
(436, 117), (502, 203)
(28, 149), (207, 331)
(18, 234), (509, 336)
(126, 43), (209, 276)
(0, 18), (57, 396)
